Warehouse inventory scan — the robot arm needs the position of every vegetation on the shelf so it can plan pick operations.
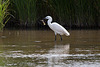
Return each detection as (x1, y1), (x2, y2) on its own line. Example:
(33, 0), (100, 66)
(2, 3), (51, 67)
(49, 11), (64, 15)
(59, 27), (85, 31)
(47, 0), (100, 29)
(11, 0), (37, 27)
(1, 0), (100, 29)
(0, 0), (10, 30)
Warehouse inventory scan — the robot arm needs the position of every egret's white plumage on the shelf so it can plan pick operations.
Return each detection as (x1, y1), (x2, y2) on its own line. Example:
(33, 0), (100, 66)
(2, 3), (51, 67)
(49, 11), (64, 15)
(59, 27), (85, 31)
(42, 16), (70, 41)
(48, 22), (70, 36)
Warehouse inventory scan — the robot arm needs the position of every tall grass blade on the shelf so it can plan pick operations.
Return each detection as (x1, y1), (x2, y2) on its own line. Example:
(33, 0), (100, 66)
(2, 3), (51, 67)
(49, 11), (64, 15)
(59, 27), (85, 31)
(0, 0), (10, 30)
(12, 0), (37, 26)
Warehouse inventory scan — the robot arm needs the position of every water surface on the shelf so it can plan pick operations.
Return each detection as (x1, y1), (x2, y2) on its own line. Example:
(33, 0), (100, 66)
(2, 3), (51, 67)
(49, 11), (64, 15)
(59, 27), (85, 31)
(0, 30), (100, 67)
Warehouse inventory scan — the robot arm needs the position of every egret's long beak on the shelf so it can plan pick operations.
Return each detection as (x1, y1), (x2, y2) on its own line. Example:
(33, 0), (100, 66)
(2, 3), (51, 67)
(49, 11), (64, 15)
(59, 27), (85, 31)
(41, 20), (46, 25)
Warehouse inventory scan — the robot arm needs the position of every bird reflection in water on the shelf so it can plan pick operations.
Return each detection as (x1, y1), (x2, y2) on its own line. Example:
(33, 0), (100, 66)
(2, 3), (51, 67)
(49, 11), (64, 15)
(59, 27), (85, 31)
(47, 43), (70, 66)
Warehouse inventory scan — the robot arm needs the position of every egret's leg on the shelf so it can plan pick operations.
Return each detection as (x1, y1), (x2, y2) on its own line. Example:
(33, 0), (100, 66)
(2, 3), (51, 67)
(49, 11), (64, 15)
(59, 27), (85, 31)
(55, 35), (56, 41)
(55, 33), (57, 41)
(59, 35), (62, 41)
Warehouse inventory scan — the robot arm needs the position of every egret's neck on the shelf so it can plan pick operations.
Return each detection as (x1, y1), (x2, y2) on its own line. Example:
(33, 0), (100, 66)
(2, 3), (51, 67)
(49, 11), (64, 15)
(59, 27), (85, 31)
(47, 18), (52, 26)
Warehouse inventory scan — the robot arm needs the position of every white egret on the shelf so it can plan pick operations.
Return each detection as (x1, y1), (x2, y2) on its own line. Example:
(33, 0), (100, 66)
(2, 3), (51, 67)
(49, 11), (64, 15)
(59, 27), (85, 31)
(41, 16), (70, 41)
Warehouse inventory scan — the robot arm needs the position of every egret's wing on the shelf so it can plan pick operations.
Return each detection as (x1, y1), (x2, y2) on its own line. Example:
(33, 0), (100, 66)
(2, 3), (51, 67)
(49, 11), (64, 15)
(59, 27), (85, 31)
(51, 22), (70, 36)
(51, 23), (64, 32)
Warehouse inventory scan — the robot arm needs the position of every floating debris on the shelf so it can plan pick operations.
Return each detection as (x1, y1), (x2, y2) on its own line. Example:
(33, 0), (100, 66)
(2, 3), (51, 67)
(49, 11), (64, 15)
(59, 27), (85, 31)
(1, 36), (6, 38)
(34, 41), (42, 43)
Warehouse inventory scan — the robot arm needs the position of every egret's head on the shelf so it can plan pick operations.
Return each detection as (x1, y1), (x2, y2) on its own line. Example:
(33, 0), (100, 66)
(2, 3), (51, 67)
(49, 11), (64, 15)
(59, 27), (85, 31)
(45, 16), (52, 20)
(41, 16), (52, 25)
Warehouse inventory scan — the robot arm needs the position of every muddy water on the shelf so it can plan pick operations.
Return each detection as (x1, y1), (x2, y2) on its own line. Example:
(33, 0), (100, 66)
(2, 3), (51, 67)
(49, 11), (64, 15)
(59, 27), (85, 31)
(0, 30), (100, 67)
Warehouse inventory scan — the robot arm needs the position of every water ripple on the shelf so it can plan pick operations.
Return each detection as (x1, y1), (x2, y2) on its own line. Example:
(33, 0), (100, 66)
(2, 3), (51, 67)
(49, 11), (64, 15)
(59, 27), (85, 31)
(1, 53), (100, 59)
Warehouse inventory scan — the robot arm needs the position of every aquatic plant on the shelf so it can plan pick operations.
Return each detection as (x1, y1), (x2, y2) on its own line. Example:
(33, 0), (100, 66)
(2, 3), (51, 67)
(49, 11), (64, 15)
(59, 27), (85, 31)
(0, 0), (10, 30)
(12, 0), (37, 27)
(46, 0), (75, 26)
(74, 0), (96, 28)
(5, 0), (100, 29)
(46, 0), (100, 28)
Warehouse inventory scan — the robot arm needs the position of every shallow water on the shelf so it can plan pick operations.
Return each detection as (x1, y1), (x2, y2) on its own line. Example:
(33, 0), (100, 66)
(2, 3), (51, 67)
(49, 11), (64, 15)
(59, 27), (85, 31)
(0, 30), (100, 67)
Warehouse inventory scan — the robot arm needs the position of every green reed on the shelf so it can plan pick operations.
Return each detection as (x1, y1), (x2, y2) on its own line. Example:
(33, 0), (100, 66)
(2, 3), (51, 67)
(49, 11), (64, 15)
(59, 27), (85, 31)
(47, 0), (75, 25)
(12, 0), (37, 26)
(5, 0), (100, 29)
(47, 0), (100, 28)
(0, 0), (10, 30)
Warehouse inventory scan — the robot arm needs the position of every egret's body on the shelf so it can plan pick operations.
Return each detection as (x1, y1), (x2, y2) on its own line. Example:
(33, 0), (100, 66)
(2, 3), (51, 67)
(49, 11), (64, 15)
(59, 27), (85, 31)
(48, 22), (70, 36)
(42, 16), (70, 41)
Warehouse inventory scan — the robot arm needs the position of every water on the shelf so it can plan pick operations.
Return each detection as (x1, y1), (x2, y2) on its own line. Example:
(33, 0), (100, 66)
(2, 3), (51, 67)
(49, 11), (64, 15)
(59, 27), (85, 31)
(0, 30), (100, 67)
